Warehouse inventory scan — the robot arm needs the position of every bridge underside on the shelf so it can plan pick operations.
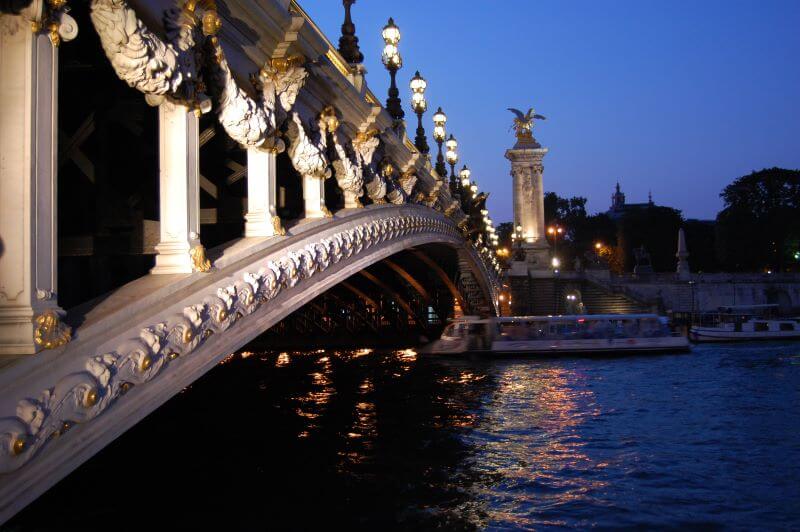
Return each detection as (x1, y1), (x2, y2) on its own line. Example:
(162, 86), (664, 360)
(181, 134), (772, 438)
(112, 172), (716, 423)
(259, 244), (479, 348)
(0, 205), (496, 522)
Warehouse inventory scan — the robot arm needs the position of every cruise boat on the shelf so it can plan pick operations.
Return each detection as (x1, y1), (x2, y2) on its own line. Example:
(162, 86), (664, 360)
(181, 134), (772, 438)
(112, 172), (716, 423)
(689, 305), (800, 343)
(423, 314), (690, 356)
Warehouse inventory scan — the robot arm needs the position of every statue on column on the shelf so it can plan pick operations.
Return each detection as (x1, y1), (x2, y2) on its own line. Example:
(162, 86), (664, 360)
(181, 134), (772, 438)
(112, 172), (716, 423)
(508, 107), (546, 144)
(505, 105), (550, 274)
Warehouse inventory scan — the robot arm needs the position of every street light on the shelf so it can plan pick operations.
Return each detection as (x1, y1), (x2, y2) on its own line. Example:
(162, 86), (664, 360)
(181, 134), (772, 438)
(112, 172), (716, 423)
(548, 224), (565, 270)
(432, 107), (447, 178)
(459, 165), (471, 189)
(445, 134), (458, 194)
(381, 18), (404, 120)
(409, 71), (429, 154)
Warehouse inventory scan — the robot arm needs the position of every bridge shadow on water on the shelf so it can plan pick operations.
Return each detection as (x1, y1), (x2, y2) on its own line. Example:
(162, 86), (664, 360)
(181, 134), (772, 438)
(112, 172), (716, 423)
(6, 349), (499, 530)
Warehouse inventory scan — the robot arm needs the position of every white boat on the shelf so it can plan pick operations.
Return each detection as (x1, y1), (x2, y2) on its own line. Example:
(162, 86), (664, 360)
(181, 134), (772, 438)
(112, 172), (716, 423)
(689, 305), (800, 343)
(423, 314), (690, 356)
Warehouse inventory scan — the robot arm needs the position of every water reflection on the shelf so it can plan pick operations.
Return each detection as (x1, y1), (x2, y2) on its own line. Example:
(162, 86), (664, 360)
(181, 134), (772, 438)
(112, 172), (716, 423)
(9, 348), (497, 530)
(466, 364), (608, 528)
(7, 343), (800, 530)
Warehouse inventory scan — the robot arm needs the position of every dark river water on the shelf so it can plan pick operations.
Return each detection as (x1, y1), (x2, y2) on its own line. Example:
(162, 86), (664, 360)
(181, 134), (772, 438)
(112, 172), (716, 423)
(7, 342), (800, 530)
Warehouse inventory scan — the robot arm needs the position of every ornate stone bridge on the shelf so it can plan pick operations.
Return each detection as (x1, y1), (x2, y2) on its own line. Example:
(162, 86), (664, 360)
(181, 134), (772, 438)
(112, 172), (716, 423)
(0, 0), (500, 521)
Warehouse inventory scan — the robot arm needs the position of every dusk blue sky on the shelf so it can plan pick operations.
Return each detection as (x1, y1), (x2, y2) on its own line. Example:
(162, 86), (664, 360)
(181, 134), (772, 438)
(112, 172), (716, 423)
(304, 0), (800, 221)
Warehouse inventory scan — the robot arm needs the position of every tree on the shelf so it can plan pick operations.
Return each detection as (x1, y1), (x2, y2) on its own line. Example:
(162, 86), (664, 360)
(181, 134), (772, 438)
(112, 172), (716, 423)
(683, 219), (718, 273)
(542, 192), (619, 269)
(716, 168), (800, 271)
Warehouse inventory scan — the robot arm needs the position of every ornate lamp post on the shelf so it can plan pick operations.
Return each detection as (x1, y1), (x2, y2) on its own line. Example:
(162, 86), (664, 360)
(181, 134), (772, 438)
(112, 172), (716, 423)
(445, 134), (458, 194)
(410, 71), (429, 154)
(381, 18), (404, 120)
(459, 165), (471, 196)
(432, 107), (447, 178)
(338, 0), (363, 64)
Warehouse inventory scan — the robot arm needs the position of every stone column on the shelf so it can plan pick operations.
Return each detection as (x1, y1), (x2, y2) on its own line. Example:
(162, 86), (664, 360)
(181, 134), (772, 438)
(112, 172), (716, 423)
(303, 175), (327, 218)
(244, 147), (282, 237)
(151, 101), (205, 274)
(0, 27), (66, 354)
(505, 142), (550, 270)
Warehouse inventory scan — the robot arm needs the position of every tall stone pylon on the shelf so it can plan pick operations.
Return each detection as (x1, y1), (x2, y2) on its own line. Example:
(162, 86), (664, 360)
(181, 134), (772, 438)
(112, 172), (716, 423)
(505, 107), (550, 271)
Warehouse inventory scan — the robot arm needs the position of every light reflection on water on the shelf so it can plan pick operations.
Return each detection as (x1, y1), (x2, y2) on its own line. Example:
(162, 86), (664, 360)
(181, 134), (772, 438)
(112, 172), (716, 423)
(7, 343), (800, 530)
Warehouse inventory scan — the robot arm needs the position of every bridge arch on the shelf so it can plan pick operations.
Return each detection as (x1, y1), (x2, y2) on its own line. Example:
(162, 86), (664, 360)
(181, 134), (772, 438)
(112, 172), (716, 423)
(0, 204), (496, 519)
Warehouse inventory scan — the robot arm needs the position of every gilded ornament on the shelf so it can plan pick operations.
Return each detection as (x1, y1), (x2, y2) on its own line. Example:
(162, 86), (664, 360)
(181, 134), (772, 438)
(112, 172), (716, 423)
(272, 215), (286, 236)
(120, 382), (133, 394)
(168, 352), (179, 360)
(33, 310), (71, 350)
(201, 10), (221, 36)
(190, 244), (212, 273)
(269, 54), (306, 74)
(354, 129), (379, 145)
(84, 389), (99, 408)
(380, 160), (395, 179)
(140, 354), (153, 372)
(217, 308), (228, 322)
(183, 328), (194, 344)
(319, 106), (339, 133)
(322, 206), (334, 218)
(12, 438), (26, 456)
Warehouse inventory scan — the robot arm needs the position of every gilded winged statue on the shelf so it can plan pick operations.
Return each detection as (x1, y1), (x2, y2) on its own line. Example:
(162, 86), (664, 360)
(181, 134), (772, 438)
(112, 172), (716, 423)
(508, 107), (546, 140)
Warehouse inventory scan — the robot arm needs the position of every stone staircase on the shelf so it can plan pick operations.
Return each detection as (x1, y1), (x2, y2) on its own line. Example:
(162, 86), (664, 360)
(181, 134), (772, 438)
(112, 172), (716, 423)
(517, 277), (650, 316)
(579, 280), (650, 314)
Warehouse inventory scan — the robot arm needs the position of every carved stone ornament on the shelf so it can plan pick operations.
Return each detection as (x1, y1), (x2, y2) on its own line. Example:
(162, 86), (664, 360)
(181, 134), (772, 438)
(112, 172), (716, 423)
(190, 244), (211, 272)
(207, 44), (307, 150)
(0, 213), (500, 474)
(33, 310), (71, 350)
(286, 111), (330, 180)
(331, 130), (364, 206)
(1, 0), (76, 44)
(271, 215), (286, 236)
(354, 130), (387, 203)
(399, 170), (418, 197)
(89, 0), (211, 111)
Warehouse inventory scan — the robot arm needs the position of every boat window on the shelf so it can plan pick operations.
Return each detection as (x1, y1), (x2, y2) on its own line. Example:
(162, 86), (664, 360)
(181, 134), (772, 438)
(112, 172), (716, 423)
(779, 322), (794, 331)
(754, 322), (769, 332)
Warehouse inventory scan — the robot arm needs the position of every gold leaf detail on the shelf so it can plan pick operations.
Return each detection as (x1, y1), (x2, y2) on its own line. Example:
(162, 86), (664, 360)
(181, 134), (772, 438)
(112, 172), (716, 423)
(33, 310), (71, 350)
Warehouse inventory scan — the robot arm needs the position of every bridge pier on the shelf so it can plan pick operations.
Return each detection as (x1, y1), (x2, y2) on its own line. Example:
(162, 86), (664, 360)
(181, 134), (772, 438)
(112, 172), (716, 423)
(151, 102), (203, 274)
(0, 26), (65, 355)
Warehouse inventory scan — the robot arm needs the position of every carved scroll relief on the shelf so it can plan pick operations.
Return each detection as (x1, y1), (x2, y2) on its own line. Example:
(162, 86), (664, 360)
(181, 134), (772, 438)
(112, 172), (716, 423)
(329, 118), (364, 208)
(354, 130), (386, 204)
(89, 0), (209, 111)
(286, 111), (330, 180)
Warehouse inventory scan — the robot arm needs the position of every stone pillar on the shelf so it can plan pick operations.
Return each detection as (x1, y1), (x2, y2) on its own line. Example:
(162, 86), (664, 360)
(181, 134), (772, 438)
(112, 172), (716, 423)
(505, 141), (550, 271)
(244, 147), (282, 237)
(151, 101), (205, 274)
(0, 27), (66, 354)
(303, 174), (327, 219)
